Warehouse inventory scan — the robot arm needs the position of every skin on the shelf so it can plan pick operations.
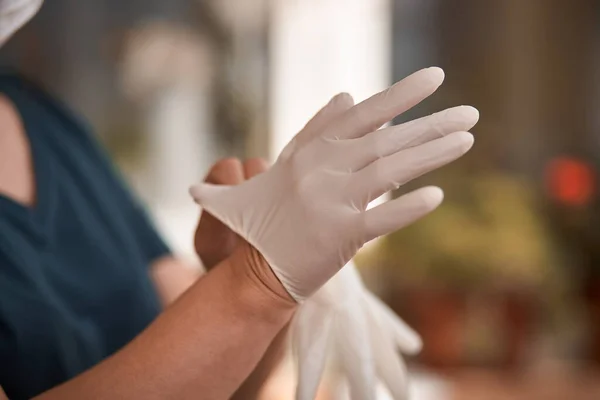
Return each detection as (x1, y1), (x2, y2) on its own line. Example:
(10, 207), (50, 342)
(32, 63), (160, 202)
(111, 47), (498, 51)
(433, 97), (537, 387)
(194, 157), (292, 400)
(0, 94), (294, 399)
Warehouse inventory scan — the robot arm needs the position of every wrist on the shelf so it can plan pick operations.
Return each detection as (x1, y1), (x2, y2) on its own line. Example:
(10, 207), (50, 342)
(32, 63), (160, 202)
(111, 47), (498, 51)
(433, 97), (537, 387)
(222, 243), (297, 325)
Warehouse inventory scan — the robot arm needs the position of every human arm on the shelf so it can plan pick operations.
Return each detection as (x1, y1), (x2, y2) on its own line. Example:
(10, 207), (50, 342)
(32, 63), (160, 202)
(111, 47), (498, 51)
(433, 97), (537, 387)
(0, 98), (292, 399)
(193, 157), (291, 400)
(150, 256), (202, 307)
(149, 251), (289, 400)
(145, 158), (289, 399)
(33, 243), (295, 400)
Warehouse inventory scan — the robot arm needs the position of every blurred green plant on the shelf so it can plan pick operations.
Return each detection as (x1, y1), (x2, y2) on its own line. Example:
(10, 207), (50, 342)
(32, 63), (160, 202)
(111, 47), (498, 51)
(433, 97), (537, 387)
(357, 170), (562, 291)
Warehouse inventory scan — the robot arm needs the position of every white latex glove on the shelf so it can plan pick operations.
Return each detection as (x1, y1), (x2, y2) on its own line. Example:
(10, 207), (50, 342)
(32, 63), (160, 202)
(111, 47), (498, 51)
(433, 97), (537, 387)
(292, 260), (420, 400)
(190, 67), (479, 301)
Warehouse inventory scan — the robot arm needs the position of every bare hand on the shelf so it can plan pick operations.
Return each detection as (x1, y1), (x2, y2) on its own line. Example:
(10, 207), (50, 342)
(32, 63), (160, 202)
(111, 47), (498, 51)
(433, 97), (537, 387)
(194, 158), (269, 270)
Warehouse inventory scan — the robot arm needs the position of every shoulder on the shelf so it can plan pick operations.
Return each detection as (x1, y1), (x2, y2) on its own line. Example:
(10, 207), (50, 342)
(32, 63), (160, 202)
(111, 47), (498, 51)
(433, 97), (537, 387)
(0, 73), (106, 208)
(0, 94), (35, 207)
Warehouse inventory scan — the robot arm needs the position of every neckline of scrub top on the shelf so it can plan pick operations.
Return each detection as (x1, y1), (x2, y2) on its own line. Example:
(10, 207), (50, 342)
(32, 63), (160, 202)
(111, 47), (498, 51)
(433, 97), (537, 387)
(0, 75), (58, 245)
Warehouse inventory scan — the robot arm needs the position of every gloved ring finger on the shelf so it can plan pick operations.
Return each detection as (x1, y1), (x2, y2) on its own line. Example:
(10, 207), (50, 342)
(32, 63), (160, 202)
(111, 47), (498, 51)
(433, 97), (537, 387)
(338, 105), (479, 172)
(350, 131), (474, 208)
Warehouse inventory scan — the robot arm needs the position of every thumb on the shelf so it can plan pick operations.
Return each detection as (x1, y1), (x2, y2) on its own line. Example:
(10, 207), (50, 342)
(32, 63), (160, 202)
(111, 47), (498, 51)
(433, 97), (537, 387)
(205, 158), (245, 185)
(244, 158), (269, 179)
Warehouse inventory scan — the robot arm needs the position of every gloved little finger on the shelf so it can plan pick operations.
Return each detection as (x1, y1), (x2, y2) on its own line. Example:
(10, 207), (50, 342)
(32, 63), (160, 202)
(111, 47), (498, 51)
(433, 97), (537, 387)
(362, 186), (444, 243)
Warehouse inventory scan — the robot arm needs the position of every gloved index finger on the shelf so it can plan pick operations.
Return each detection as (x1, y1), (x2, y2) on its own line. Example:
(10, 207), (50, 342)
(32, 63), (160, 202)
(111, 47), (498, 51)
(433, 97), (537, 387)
(297, 92), (355, 146)
(326, 67), (445, 141)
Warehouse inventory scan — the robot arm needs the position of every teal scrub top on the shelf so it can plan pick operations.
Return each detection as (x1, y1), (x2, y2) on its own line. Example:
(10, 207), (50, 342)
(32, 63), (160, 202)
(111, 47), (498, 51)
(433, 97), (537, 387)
(0, 74), (170, 399)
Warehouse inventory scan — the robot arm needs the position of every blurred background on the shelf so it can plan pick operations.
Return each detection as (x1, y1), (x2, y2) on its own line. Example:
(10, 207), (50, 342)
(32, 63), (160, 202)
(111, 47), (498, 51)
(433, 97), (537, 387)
(3, 0), (600, 398)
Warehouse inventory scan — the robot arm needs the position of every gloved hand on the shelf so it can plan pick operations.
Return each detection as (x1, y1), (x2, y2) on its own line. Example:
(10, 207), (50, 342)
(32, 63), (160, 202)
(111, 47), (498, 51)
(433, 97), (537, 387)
(190, 67), (479, 301)
(292, 260), (420, 400)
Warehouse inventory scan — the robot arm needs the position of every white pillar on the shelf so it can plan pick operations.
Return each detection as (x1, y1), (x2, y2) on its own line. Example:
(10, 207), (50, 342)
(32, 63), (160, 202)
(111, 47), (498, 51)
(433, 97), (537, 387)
(269, 0), (392, 161)
(269, 0), (392, 219)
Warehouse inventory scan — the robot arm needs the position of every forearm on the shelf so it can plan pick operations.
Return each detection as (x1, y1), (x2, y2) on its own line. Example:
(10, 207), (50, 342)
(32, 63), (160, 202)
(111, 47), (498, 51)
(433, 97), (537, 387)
(150, 253), (290, 398)
(34, 244), (296, 400)
(231, 324), (290, 399)
(150, 256), (203, 307)
(199, 246), (292, 400)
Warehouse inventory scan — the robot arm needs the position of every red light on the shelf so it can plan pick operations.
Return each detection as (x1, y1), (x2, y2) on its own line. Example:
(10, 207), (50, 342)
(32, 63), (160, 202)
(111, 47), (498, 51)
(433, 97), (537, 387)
(545, 157), (596, 206)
